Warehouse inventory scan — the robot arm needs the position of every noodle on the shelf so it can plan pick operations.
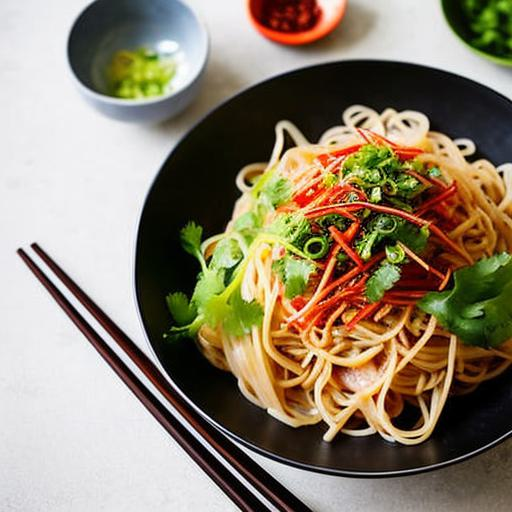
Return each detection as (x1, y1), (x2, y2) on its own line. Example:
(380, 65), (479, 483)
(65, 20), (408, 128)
(193, 105), (512, 445)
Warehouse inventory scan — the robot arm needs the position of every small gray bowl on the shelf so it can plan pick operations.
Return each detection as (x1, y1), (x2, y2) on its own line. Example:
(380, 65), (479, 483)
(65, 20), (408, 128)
(67, 0), (209, 123)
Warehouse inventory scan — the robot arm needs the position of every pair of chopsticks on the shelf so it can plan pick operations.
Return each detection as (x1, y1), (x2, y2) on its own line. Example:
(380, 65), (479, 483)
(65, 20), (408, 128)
(18, 244), (313, 512)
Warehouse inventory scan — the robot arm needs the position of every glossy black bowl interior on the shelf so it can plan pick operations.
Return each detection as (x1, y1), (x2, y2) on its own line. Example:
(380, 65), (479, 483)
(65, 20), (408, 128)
(135, 60), (512, 476)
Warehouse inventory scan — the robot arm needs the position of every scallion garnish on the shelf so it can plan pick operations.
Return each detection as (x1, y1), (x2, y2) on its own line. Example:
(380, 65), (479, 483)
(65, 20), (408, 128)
(303, 236), (330, 259)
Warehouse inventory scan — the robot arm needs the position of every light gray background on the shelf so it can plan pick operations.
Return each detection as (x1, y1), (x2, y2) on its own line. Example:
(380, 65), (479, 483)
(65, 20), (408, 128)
(2, 0), (511, 511)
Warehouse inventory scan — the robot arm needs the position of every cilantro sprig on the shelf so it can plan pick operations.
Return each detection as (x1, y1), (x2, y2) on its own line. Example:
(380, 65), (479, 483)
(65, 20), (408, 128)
(180, 221), (206, 272)
(166, 167), (318, 339)
(166, 221), (264, 340)
(419, 253), (512, 347)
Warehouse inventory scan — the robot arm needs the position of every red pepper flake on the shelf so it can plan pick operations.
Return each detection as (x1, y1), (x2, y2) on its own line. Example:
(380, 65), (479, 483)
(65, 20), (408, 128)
(261, 0), (321, 33)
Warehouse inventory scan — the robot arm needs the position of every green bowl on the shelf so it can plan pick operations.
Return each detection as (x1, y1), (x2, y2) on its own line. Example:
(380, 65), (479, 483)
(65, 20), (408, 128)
(441, 0), (512, 67)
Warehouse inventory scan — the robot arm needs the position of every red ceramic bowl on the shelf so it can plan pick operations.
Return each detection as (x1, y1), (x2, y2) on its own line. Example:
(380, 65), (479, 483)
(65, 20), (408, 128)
(247, 0), (347, 45)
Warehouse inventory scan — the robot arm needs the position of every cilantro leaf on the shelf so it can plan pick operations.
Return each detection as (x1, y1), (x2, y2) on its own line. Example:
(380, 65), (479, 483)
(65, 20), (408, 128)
(198, 287), (263, 335)
(267, 212), (311, 249)
(418, 253), (512, 347)
(260, 174), (292, 208)
(394, 223), (429, 254)
(284, 258), (315, 298)
(234, 210), (263, 232)
(180, 221), (206, 270)
(210, 238), (243, 270)
(274, 256), (315, 299)
(166, 292), (197, 326)
(223, 289), (264, 336)
(366, 263), (401, 303)
(233, 208), (266, 244)
(192, 269), (225, 310)
(180, 221), (202, 256)
(201, 294), (231, 329)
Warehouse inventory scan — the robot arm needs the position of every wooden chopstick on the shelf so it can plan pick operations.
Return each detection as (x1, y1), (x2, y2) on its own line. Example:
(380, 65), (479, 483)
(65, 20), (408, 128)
(19, 244), (313, 512)
(17, 248), (265, 512)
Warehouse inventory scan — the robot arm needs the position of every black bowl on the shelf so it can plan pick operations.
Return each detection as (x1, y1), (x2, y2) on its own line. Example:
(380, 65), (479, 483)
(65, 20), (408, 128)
(135, 60), (512, 476)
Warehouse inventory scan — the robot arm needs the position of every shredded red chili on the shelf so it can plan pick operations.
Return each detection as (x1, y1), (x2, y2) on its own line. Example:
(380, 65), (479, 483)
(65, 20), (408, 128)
(261, 0), (321, 33)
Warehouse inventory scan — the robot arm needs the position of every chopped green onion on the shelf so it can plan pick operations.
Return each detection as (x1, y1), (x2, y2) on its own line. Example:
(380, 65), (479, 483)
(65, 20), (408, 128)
(367, 169), (385, 184)
(323, 173), (338, 187)
(336, 252), (348, 264)
(383, 179), (398, 196)
(358, 231), (379, 261)
(385, 244), (406, 264)
(374, 216), (398, 235)
(108, 47), (176, 99)
(369, 187), (382, 203)
(303, 236), (329, 259)
(462, 0), (512, 58)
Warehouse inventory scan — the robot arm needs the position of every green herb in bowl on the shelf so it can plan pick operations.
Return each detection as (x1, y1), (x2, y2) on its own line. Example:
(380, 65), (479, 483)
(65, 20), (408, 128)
(463, 0), (512, 57)
(108, 47), (176, 99)
(442, 0), (512, 65)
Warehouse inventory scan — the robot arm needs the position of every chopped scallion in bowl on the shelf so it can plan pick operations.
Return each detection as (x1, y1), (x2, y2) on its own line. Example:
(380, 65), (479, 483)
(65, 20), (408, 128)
(108, 48), (177, 99)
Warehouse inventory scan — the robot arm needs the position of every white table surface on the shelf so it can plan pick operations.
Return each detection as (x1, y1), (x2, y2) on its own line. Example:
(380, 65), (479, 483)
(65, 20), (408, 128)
(2, 0), (512, 510)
